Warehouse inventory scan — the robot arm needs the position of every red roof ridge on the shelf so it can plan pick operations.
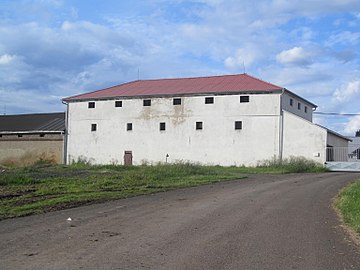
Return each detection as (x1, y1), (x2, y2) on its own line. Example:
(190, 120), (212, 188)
(240, 73), (283, 90)
(137, 73), (244, 82)
(66, 80), (140, 100)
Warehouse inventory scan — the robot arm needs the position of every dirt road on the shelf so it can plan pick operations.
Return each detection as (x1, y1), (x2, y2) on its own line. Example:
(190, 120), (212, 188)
(1, 173), (360, 270)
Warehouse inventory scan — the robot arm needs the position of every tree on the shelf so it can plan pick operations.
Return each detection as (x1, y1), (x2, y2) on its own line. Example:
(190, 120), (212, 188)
(356, 130), (360, 137)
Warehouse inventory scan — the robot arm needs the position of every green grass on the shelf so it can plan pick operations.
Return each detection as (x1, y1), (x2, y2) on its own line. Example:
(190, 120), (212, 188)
(0, 159), (327, 219)
(335, 180), (360, 235)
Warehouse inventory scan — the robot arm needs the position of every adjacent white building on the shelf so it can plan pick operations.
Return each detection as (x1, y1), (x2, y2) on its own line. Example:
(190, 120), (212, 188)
(63, 74), (349, 166)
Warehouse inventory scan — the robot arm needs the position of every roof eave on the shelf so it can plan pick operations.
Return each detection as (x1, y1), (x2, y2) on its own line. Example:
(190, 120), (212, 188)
(0, 130), (65, 135)
(63, 89), (284, 103)
(284, 89), (317, 108)
(316, 125), (352, 141)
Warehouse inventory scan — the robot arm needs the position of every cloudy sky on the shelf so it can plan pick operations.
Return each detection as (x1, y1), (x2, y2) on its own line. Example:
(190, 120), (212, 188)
(0, 0), (360, 135)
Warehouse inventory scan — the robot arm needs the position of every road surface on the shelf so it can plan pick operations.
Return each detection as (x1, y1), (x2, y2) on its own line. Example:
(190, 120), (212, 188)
(1, 173), (360, 270)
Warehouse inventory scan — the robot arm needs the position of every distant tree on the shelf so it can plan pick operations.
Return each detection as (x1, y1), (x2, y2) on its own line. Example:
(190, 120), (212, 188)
(356, 130), (360, 137)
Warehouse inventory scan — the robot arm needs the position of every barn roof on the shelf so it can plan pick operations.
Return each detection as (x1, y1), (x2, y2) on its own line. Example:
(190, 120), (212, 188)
(63, 73), (285, 102)
(0, 112), (65, 134)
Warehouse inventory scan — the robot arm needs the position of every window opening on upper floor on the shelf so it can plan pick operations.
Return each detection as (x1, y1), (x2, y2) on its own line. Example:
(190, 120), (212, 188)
(115, 101), (122, 107)
(173, 98), (181, 105)
(205, 97), (214, 104)
(143, 99), (151, 106)
(88, 102), (95, 108)
(240, 96), (249, 103)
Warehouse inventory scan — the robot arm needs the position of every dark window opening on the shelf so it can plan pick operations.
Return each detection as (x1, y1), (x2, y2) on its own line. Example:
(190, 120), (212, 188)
(235, 121), (243, 130)
(91, 124), (97, 132)
(205, 97), (214, 104)
(196, 122), (203, 130)
(143, 99), (151, 106)
(127, 123), (133, 131)
(173, 98), (181, 105)
(240, 96), (249, 103)
(115, 101), (122, 107)
(160, 122), (166, 131)
(305, 106), (308, 113)
(40, 134), (45, 137)
(298, 102), (301, 110)
(88, 102), (95, 108)
(290, 99), (293, 106)
(18, 134), (23, 137)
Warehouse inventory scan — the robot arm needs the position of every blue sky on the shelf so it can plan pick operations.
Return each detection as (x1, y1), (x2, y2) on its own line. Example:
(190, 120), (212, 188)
(0, 0), (360, 135)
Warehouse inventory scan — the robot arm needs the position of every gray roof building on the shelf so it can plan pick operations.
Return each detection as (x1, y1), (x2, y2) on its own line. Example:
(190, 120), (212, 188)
(0, 112), (65, 134)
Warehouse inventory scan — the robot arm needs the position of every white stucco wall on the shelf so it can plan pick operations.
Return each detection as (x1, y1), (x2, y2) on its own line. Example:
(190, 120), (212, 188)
(67, 93), (282, 166)
(282, 111), (327, 164)
(281, 92), (314, 122)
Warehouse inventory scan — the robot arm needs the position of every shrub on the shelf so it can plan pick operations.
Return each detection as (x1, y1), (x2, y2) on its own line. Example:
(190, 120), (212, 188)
(258, 156), (327, 173)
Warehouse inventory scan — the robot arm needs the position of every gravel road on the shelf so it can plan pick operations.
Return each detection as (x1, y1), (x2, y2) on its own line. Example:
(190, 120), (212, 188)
(1, 173), (360, 270)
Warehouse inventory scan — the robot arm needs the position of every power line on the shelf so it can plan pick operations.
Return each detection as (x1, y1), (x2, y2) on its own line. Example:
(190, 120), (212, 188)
(314, 112), (360, 116)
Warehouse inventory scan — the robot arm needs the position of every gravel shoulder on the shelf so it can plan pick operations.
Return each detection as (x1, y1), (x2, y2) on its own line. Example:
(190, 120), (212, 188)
(1, 173), (360, 270)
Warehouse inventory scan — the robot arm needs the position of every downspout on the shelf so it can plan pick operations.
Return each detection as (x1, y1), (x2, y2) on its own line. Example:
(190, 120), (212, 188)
(62, 100), (69, 165)
(279, 88), (285, 162)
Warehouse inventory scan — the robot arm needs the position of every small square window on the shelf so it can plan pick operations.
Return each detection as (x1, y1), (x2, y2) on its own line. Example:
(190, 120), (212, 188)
(205, 97), (214, 104)
(18, 134), (23, 137)
(115, 101), (122, 107)
(305, 106), (308, 113)
(40, 134), (45, 137)
(143, 99), (151, 106)
(235, 121), (242, 130)
(91, 124), (97, 131)
(290, 99), (293, 106)
(127, 123), (133, 131)
(173, 98), (181, 105)
(196, 122), (203, 130)
(240, 96), (249, 103)
(160, 122), (166, 131)
(88, 102), (95, 108)
(298, 103), (301, 110)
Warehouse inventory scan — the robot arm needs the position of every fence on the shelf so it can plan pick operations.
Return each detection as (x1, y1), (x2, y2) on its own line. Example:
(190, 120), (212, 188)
(326, 147), (360, 162)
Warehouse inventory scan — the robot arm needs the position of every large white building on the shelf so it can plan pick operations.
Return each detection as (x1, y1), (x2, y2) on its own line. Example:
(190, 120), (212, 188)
(63, 74), (349, 166)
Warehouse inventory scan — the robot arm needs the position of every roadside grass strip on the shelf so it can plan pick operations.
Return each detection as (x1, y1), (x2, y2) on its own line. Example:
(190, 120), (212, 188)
(0, 159), (327, 219)
(336, 180), (360, 235)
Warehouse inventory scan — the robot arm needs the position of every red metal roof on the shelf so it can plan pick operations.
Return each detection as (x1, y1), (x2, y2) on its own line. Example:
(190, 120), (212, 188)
(63, 74), (283, 101)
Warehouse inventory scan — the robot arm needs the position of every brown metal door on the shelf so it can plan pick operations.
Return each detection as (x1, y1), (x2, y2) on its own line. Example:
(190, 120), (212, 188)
(124, 151), (133, 165)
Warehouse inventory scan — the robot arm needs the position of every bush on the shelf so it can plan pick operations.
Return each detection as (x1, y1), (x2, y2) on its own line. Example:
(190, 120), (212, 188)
(258, 156), (327, 173)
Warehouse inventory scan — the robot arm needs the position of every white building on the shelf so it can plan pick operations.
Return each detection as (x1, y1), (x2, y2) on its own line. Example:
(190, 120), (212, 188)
(63, 74), (349, 166)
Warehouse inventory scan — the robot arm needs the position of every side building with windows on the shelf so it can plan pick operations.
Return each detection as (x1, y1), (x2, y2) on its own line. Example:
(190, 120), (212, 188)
(62, 74), (349, 166)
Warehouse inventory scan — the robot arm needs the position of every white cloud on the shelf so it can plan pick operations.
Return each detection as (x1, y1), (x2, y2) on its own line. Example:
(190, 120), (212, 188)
(0, 54), (16, 65)
(327, 31), (360, 46)
(345, 115), (360, 135)
(276, 47), (313, 66)
(269, 0), (360, 15)
(224, 48), (259, 69)
(333, 80), (360, 103)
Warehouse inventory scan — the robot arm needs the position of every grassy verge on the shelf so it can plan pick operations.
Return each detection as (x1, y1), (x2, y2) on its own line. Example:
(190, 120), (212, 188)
(335, 180), (360, 235)
(0, 158), (327, 219)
